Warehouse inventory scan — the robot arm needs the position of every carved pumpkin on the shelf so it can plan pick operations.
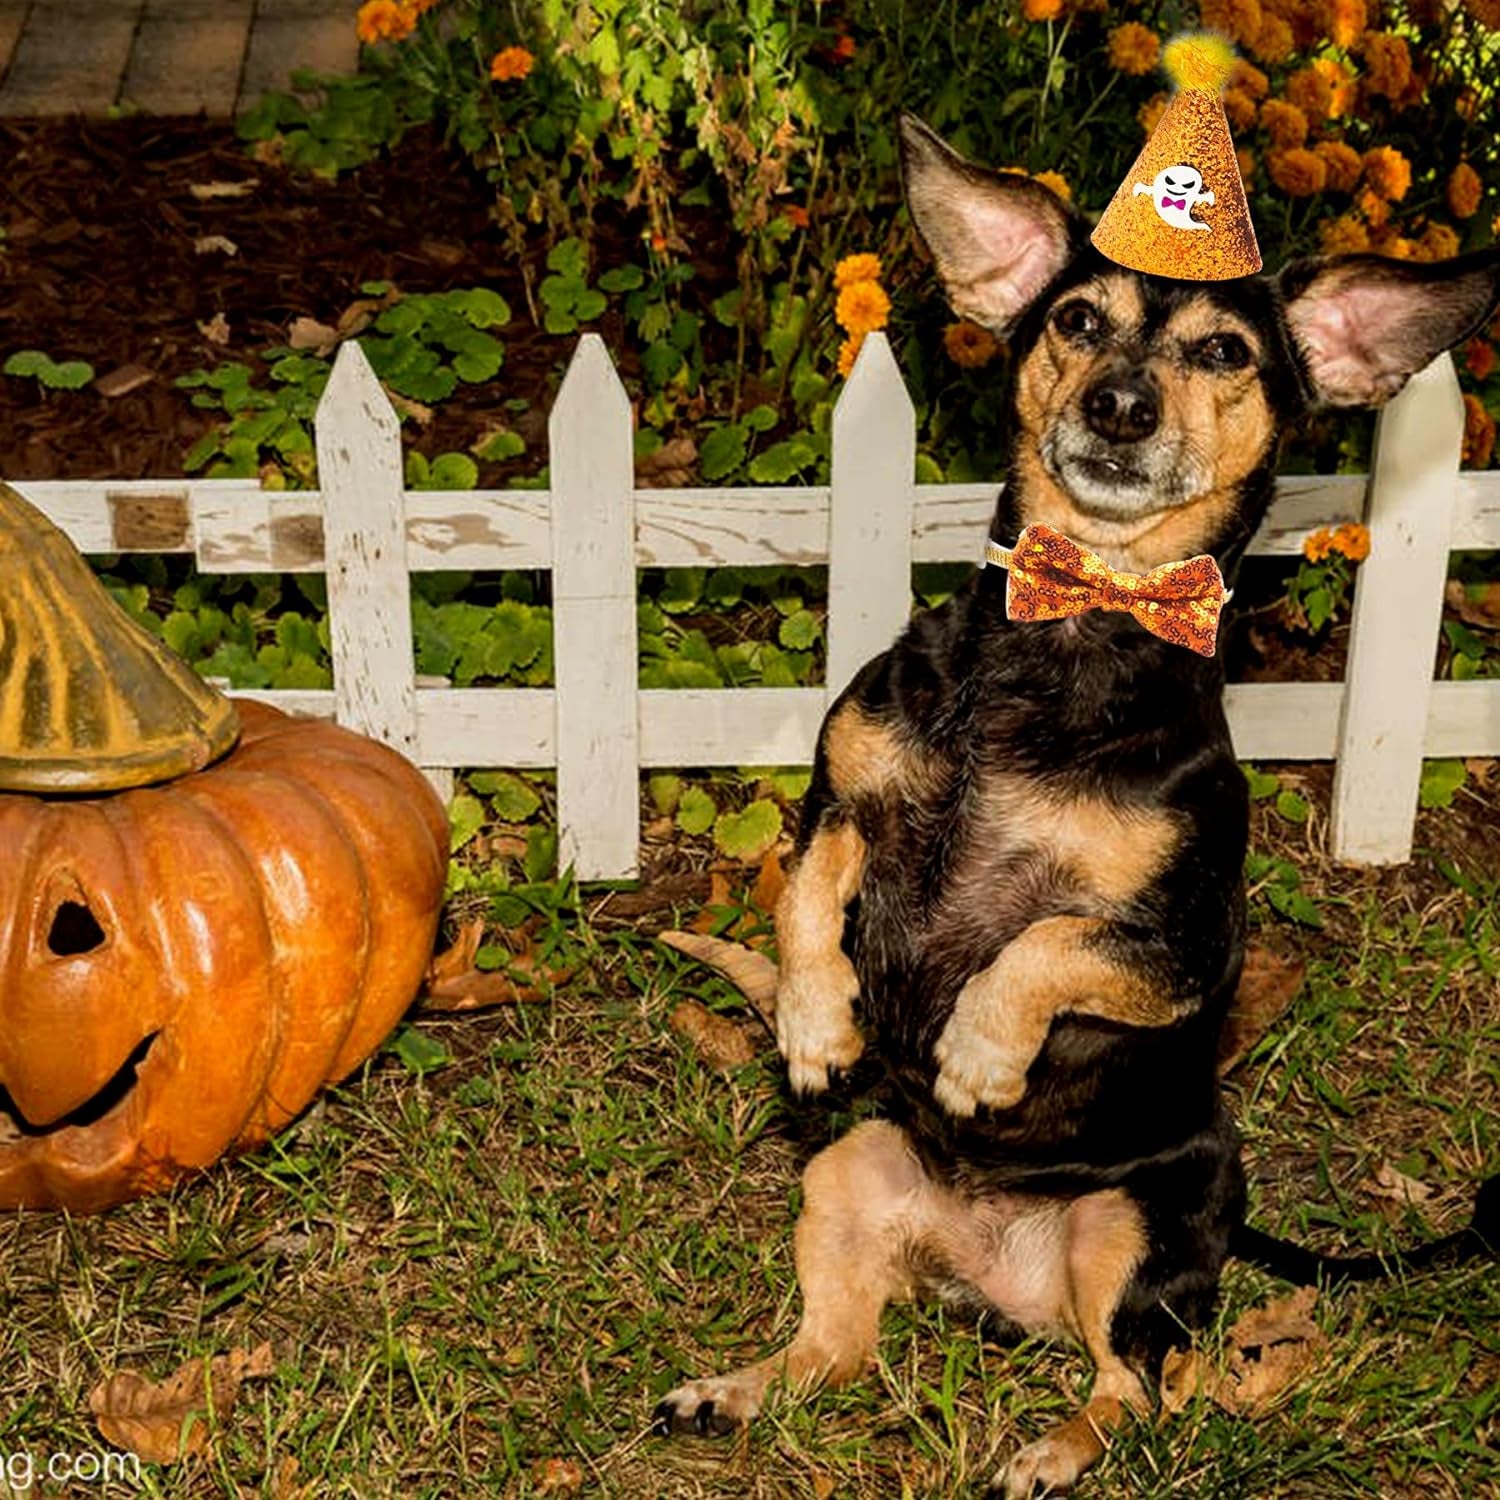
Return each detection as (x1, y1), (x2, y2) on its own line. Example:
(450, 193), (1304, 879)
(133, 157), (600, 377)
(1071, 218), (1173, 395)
(0, 701), (448, 1212)
(0, 484), (447, 1213)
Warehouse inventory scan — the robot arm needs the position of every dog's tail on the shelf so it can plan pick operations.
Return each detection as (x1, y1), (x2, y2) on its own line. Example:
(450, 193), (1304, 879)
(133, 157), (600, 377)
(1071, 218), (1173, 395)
(1230, 1174), (1499, 1284)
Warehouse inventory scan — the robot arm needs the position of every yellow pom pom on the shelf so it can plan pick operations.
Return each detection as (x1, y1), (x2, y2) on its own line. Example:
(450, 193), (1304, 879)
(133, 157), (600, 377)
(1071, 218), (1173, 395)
(1162, 32), (1237, 93)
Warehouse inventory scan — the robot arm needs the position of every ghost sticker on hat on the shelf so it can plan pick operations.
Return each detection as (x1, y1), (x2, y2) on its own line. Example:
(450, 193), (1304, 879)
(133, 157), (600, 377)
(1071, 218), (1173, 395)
(1092, 33), (1261, 280)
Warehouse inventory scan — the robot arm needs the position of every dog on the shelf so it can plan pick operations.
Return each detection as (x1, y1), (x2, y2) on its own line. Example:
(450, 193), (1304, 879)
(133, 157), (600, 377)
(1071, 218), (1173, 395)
(655, 116), (1500, 1496)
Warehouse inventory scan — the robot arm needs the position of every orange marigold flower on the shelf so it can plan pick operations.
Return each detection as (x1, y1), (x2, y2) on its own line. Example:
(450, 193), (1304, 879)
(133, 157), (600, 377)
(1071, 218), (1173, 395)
(1267, 147), (1327, 197)
(944, 321), (1001, 369)
(1224, 87), (1258, 132)
(835, 279), (891, 336)
(490, 45), (534, 81)
(1032, 169), (1071, 202)
(1462, 0), (1500, 25)
(1108, 22), (1161, 75)
(1414, 222), (1461, 261)
(834, 253), (882, 289)
(1138, 93), (1169, 135)
(1361, 31), (1412, 98)
(1362, 145), (1411, 202)
(1315, 58), (1357, 117)
(1250, 13), (1295, 62)
(1463, 393), (1496, 468)
(356, 0), (416, 44)
(1331, 523), (1370, 560)
(1371, 228), (1415, 259)
(1315, 140), (1362, 192)
(1237, 146), (1258, 186)
(1355, 186), (1391, 226)
(1231, 60), (1271, 99)
(1284, 66), (1333, 120)
(1466, 339), (1497, 382)
(1316, 0), (1366, 46)
(1302, 527), (1334, 561)
(1319, 214), (1369, 253)
(782, 203), (810, 230)
(1022, 0), (1064, 19)
(1447, 162), (1483, 220)
(837, 334), (865, 378)
(1260, 99), (1309, 149)
(1202, 0), (1265, 45)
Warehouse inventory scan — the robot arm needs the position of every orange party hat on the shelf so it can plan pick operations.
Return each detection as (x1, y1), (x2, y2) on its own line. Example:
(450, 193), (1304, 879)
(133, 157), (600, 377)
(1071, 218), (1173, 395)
(1091, 33), (1261, 280)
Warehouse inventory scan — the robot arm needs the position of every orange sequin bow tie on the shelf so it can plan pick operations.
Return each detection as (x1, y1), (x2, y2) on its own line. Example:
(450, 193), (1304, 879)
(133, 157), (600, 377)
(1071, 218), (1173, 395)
(983, 524), (1230, 657)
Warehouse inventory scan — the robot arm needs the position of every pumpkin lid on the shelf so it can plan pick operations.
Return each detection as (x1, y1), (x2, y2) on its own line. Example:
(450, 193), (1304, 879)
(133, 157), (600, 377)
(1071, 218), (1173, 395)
(0, 484), (240, 792)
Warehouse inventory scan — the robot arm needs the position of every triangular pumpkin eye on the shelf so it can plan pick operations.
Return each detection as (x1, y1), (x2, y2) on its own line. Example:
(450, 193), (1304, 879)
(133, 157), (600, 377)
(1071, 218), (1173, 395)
(46, 900), (105, 957)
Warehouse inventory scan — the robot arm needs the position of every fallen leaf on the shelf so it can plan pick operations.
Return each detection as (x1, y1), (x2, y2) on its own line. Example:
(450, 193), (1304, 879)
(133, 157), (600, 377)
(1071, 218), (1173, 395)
(92, 364), (154, 399)
(271, 1455), (317, 1500)
(193, 234), (238, 257)
(428, 918), (483, 984)
(1215, 1286), (1323, 1415)
(658, 930), (778, 1028)
(689, 871), (733, 934)
(635, 436), (698, 487)
(420, 238), (469, 268)
(1362, 1161), (1433, 1206)
(748, 847), (785, 917)
(1444, 578), (1500, 630)
(197, 312), (231, 345)
(669, 999), (759, 1070)
(287, 316), (341, 356)
(419, 920), (570, 1011)
(387, 389), (435, 426)
(811, 1472), (837, 1500)
(334, 293), (392, 339)
(1217, 946), (1306, 1076)
(1158, 1345), (1205, 1416)
(1464, 757), (1495, 791)
(188, 179), (258, 201)
(90, 1343), (273, 1461)
(530, 1457), (585, 1494)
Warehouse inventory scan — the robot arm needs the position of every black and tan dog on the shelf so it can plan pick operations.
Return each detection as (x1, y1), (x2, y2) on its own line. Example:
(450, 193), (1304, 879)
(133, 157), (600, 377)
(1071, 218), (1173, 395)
(656, 117), (1500, 1496)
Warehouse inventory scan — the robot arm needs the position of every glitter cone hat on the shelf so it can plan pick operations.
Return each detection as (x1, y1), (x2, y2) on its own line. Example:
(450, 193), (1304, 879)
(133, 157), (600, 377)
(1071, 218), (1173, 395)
(1091, 33), (1261, 280)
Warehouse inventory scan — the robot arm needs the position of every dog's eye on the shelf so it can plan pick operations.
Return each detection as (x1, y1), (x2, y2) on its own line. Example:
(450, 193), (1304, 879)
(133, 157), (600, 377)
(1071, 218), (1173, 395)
(1054, 300), (1104, 339)
(1192, 333), (1253, 371)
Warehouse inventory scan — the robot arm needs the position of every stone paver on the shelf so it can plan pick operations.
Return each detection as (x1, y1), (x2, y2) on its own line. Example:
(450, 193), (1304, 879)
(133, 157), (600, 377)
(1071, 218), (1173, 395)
(121, 0), (254, 117)
(0, 0), (358, 117)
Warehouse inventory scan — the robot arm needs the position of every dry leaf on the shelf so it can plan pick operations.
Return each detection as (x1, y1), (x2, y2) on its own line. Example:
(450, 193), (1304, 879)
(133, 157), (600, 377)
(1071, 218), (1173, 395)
(1217, 946), (1306, 1076)
(419, 919), (570, 1011)
(1362, 1161), (1433, 1206)
(193, 234), (239, 256)
(1444, 578), (1500, 630)
(530, 1457), (585, 1494)
(1464, 757), (1496, 790)
(387, 390), (435, 426)
(90, 1343), (273, 1461)
(92, 364), (154, 399)
(658, 930), (778, 1027)
(198, 312), (230, 345)
(1158, 1345), (1205, 1416)
(420, 238), (469, 268)
(669, 999), (759, 1070)
(288, 316), (341, 356)
(748, 848), (785, 917)
(635, 436), (698, 487)
(188, 180), (257, 201)
(271, 1455), (317, 1500)
(689, 871), (733, 934)
(811, 1472), (837, 1500)
(1215, 1286), (1324, 1415)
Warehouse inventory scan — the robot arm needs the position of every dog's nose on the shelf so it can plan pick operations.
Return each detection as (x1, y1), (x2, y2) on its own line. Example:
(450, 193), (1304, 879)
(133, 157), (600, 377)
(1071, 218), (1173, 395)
(1081, 373), (1160, 444)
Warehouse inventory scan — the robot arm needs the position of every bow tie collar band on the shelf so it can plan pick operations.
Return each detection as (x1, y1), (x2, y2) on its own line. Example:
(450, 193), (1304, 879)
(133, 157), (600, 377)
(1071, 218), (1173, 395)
(983, 524), (1230, 657)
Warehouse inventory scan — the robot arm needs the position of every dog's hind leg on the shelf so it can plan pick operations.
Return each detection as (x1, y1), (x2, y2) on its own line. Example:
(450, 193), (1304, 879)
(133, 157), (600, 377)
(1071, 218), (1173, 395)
(654, 1120), (925, 1435)
(994, 1190), (1151, 1498)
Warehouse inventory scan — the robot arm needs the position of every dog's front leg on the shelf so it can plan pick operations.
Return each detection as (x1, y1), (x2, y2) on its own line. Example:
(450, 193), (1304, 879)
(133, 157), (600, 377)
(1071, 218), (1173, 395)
(774, 818), (868, 1093)
(933, 915), (1182, 1116)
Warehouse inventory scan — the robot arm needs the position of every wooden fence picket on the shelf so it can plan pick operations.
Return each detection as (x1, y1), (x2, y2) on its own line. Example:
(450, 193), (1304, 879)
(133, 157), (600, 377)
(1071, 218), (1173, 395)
(1330, 356), (1466, 864)
(11, 343), (1500, 878)
(548, 334), (639, 880)
(826, 333), (917, 702)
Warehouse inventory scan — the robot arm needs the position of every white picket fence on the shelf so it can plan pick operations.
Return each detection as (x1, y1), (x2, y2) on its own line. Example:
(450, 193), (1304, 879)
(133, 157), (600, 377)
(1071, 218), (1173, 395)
(15, 334), (1500, 877)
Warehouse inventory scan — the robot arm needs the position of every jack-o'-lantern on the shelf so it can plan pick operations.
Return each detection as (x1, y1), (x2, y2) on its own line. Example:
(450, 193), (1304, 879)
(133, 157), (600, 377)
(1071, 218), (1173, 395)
(0, 485), (447, 1212)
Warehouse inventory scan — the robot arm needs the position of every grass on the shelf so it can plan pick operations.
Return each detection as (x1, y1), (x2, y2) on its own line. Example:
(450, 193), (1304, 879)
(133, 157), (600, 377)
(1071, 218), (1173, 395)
(0, 770), (1496, 1499)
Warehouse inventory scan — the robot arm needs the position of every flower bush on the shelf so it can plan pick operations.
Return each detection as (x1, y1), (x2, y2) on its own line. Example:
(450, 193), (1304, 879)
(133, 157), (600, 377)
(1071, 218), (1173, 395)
(237, 0), (1498, 486)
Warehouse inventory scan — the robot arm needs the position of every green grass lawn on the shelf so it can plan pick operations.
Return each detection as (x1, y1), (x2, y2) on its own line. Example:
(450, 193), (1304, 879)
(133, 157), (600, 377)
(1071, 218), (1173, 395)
(1, 773), (1496, 1498)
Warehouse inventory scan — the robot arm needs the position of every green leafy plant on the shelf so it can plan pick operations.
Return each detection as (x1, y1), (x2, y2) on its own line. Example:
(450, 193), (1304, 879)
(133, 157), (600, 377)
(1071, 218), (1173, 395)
(1246, 851), (1323, 929)
(4, 349), (94, 390)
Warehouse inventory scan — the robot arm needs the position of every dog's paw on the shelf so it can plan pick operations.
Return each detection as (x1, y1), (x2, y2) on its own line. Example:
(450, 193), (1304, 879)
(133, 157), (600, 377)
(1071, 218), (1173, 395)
(775, 961), (864, 1094)
(653, 1373), (763, 1438)
(931, 1016), (1030, 1117)
(992, 1432), (1086, 1497)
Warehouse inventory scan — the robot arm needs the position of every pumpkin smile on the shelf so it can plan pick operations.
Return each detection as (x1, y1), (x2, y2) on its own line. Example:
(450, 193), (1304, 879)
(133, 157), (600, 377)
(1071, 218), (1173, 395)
(0, 1032), (159, 1139)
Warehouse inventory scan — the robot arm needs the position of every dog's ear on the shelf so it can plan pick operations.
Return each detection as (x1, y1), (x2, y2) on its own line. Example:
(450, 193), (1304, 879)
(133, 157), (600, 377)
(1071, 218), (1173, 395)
(900, 114), (1082, 335)
(1280, 250), (1500, 408)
